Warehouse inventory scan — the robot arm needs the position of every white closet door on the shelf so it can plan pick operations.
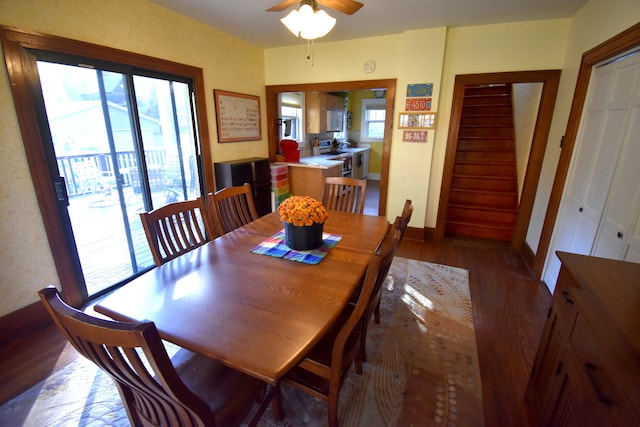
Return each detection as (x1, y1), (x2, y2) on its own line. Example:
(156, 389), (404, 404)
(593, 53), (640, 260)
(543, 52), (639, 291)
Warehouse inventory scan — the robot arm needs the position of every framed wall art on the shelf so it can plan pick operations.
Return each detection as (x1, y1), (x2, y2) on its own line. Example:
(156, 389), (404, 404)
(214, 90), (261, 142)
(398, 112), (437, 129)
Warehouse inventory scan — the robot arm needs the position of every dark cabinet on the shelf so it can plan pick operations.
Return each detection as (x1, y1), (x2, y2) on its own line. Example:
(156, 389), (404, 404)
(525, 252), (640, 427)
(214, 158), (271, 217)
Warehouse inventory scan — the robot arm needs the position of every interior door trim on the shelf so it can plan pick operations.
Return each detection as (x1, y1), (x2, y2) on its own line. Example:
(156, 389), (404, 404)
(532, 22), (640, 278)
(435, 70), (561, 258)
(265, 79), (396, 217)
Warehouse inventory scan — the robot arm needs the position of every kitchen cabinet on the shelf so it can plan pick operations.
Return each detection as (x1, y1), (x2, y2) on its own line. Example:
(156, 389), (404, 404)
(288, 164), (341, 201)
(525, 252), (640, 427)
(306, 92), (344, 133)
(214, 157), (271, 217)
(352, 148), (370, 179)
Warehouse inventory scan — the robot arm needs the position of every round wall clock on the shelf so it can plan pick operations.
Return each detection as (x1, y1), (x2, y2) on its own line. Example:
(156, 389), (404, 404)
(363, 60), (376, 73)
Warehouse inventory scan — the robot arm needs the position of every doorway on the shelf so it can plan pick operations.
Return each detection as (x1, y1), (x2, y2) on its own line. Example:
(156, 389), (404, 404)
(436, 70), (561, 256)
(265, 79), (396, 217)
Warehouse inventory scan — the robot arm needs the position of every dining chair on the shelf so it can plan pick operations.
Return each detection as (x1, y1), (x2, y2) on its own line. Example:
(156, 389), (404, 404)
(139, 197), (215, 266)
(322, 176), (367, 214)
(207, 183), (259, 235)
(367, 199), (414, 325)
(38, 286), (281, 427)
(282, 232), (397, 427)
(393, 198), (414, 241)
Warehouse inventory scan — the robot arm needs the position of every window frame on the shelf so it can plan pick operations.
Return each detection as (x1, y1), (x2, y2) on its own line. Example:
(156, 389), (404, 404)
(361, 98), (386, 142)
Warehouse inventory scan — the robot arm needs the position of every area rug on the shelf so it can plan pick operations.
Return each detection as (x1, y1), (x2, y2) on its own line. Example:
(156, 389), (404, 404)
(0, 257), (483, 427)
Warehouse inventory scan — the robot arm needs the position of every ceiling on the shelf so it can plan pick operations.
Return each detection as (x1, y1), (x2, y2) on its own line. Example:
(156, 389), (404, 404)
(149, 0), (589, 49)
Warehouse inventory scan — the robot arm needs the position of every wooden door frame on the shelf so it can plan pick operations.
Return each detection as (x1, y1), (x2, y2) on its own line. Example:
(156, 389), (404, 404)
(532, 22), (640, 278)
(435, 70), (561, 257)
(265, 79), (396, 217)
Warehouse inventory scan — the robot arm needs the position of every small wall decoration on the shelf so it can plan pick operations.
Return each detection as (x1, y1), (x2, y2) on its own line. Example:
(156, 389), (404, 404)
(403, 130), (428, 143)
(405, 97), (432, 111)
(214, 90), (261, 143)
(398, 112), (437, 129)
(406, 83), (433, 97)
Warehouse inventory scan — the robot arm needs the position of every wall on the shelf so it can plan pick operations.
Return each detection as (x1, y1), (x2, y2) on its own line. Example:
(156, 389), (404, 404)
(0, 0), (266, 316)
(266, 28), (448, 230)
(513, 83), (543, 200)
(525, 0), (640, 252)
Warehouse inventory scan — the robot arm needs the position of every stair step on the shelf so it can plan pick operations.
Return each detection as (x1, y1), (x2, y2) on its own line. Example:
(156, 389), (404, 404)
(449, 189), (518, 209)
(462, 105), (513, 116)
(451, 175), (517, 192)
(445, 221), (514, 242)
(458, 127), (514, 139)
(460, 115), (513, 127)
(457, 138), (515, 151)
(464, 85), (512, 97)
(455, 150), (515, 163)
(447, 205), (517, 226)
(462, 95), (512, 107)
(454, 162), (517, 177)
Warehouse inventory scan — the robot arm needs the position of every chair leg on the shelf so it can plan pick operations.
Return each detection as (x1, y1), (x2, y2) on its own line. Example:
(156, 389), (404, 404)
(272, 382), (285, 421)
(374, 300), (381, 324)
(327, 384), (340, 427)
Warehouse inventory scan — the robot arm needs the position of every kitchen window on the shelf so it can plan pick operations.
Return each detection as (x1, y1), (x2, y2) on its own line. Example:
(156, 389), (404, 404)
(361, 99), (386, 141)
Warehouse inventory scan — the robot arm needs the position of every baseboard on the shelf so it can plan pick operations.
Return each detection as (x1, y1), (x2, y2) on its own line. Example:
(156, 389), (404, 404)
(521, 241), (536, 276)
(403, 226), (433, 242)
(0, 300), (51, 346)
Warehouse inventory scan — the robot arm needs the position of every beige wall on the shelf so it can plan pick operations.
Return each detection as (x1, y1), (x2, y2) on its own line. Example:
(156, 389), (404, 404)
(266, 28), (448, 232)
(0, 0), (267, 316)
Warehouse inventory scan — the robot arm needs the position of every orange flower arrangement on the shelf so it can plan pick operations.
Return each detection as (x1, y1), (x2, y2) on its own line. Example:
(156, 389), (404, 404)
(278, 195), (329, 227)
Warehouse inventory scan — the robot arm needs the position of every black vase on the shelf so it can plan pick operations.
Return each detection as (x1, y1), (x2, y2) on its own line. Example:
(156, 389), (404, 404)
(283, 222), (324, 251)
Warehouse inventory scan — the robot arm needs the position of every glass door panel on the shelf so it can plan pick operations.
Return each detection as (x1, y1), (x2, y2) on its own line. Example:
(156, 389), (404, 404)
(37, 61), (202, 298)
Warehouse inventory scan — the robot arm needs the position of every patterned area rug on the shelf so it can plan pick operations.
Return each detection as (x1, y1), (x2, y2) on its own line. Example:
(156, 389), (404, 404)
(0, 257), (483, 427)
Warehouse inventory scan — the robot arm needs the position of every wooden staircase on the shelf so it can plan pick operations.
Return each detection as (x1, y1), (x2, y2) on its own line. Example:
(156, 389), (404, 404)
(446, 84), (518, 241)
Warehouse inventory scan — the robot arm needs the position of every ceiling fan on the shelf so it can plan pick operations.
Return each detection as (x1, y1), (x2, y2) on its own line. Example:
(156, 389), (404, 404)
(266, 0), (364, 16)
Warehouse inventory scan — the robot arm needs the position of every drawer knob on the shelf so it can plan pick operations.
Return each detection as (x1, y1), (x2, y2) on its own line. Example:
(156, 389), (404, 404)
(617, 231), (623, 239)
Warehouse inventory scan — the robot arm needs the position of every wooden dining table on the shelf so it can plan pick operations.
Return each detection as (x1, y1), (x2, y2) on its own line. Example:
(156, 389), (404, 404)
(95, 210), (388, 385)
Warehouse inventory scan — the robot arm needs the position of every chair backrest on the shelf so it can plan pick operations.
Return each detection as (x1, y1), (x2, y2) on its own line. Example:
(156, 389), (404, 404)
(38, 286), (215, 427)
(322, 176), (367, 214)
(333, 226), (400, 375)
(140, 197), (213, 266)
(207, 183), (258, 235)
(393, 199), (413, 240)
(366, 226), (402, 319)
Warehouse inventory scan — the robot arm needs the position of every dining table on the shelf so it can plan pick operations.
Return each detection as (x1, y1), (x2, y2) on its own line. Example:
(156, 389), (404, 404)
(94, 210), (389, 385)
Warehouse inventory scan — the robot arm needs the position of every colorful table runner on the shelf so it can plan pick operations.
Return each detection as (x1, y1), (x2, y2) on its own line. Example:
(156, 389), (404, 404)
(251, 229), (342, 264)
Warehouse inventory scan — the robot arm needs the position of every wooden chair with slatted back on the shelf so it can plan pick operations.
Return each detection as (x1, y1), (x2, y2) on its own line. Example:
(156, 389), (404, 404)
(322, 176), (367, 214)
(139, 197), (214, 266)
(282, 230), (397, 427)
(38, 286), (280, 427)
(207, 183), (259, 235)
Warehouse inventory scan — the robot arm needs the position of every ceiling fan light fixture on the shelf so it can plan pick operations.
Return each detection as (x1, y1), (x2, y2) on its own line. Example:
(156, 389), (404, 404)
(280, 3), (336, 40)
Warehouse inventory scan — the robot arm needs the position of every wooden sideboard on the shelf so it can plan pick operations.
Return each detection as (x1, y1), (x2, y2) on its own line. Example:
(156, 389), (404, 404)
(525, 252), (640, 426)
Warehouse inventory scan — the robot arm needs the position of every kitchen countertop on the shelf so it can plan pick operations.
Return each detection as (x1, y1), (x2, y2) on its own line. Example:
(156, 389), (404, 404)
(277, 147), (369, 169)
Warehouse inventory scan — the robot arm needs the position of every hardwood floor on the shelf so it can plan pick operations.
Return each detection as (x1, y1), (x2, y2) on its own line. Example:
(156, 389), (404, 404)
(0, 236), (551, 426)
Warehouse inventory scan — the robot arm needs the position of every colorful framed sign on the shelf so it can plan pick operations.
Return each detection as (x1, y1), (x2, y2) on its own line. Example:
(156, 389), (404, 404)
(406, 83), (433, 97)
(398, 112), (437, 129)
(405, 97), (432, 111)
(214, 90), (261, 143)
(402, 130), (428, 143)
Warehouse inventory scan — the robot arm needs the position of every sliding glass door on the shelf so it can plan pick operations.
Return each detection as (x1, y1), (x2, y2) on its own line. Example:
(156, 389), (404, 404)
(36, 58), (202, 298)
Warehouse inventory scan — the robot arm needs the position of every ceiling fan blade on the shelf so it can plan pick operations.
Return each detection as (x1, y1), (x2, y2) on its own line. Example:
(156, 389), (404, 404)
(317, 0), (364, 15)
(266, 0), (300, 12)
